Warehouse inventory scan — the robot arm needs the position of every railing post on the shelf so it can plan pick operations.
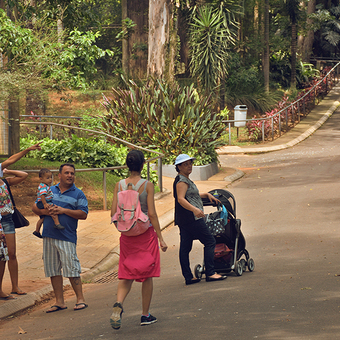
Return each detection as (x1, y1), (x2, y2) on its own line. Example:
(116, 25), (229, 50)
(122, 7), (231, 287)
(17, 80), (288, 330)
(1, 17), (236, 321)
(103, 171), (107, 210)
(279, 114), (281, 136)
(262, 121), (265, 143)
(298, 100), (300, 122)
(228, 122), (231, 145)
(50, 125), (53, 139)
(285, 108), (288, 130)
(314, 87), (316, 106)
(303, 97), (306, 115)
(291, 104), (294, 124)
(39, 116), (42, 138)
(158, 158), (163, 193)
(271, 117), (274, 141)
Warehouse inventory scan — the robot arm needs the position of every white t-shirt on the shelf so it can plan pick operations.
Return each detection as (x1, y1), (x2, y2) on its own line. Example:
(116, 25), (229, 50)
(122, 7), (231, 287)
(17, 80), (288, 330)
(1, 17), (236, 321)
(0, 163), (3, 177)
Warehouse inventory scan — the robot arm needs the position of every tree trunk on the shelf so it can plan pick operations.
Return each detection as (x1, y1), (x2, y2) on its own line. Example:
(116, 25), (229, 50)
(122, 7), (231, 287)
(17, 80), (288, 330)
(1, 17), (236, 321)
(177, 7), (190, 77)
(263, 0), (270, 93)
(127, 0), (148, 80)
(9, 95), (20, 154)
(121, 0), (129, 77)
(148, 0), (173, 79)
(291, 22), (297, 88)
(303, 0), (315, 62)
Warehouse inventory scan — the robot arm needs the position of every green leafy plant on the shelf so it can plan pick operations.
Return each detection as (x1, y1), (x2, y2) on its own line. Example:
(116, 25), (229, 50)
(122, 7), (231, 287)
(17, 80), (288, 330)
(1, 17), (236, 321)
(189, 5), (235, 95)
(101, 79), (227, 164)
(20, 135), (158, 184)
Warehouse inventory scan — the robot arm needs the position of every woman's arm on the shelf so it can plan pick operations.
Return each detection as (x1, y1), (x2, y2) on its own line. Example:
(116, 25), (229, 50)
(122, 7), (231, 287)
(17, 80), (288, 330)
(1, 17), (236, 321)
(199, 192), (220, 205)
(3, 169), (28, 186)
(1, 143), (41, 169)
(110, 182), (120, 217)
(146, 182), (167, 252)
(176, 181), (205, 219)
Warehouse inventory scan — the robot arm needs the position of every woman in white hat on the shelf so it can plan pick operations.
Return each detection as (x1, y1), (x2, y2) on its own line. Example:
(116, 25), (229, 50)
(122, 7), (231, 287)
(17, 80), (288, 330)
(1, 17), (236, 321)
(173, 154), (227, 285)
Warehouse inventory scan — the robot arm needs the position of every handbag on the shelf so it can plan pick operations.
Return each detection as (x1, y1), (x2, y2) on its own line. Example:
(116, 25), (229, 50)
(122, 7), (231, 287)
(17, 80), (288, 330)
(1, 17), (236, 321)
(205, 205), (225, 236)
(2, 179), (30, 229)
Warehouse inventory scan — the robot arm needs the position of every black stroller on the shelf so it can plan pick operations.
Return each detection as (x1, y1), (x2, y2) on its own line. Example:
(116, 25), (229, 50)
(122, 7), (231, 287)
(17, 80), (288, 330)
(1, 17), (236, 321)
(194, 189), (255, 278)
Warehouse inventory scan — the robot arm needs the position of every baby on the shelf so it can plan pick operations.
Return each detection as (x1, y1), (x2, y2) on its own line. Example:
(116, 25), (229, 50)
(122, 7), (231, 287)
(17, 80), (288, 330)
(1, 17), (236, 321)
(33, 168), (64, 239)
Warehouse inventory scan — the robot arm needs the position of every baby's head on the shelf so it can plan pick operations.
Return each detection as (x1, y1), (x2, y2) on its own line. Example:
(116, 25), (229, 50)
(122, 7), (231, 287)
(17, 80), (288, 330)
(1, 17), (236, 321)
(39, 168), (52, 186)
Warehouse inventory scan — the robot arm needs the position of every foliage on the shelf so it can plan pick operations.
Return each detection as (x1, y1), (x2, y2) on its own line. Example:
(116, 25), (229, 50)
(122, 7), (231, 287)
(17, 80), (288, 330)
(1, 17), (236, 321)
(246, 66), (335, 141)
(101, 79), (227, 164)
(0, 8), (113, 98)
(20, 135), (158, 184)
(309, 4), (340, 57)
(189, 5), (236, 96)
(224, 54), (282, 113)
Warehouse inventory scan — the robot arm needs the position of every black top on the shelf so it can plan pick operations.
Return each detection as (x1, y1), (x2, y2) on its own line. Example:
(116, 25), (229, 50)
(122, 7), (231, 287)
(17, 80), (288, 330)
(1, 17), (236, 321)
(173, 175), (196, 226)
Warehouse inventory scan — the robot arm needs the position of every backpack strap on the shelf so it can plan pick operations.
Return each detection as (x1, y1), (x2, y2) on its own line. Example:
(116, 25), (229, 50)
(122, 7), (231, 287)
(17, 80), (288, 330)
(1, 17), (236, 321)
(119, 179), (147, 192)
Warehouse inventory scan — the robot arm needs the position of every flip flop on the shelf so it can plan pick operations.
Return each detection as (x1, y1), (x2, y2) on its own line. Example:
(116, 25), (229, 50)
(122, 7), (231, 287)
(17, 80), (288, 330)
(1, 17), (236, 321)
(0, 295), (16, 300)
(46, 305), (67, 313)
(10, 291), (27, 295)
(74, 303), (88, 311)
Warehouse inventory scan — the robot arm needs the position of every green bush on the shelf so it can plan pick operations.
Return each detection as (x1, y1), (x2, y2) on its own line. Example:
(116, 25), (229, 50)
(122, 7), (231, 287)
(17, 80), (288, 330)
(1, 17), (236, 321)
(19, 135), (158, 184)
(101, 79), (227, 165)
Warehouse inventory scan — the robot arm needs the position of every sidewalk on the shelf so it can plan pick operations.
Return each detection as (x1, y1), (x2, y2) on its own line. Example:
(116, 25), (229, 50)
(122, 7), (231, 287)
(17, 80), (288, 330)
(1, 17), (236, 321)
(1, 84), (340, 320)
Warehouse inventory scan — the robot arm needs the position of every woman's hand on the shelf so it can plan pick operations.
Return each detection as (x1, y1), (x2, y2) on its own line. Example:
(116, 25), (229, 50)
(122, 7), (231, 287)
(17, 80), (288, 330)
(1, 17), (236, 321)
(207, 193), (220, 205)
(193, 207), (205, 219)
(159, 239), (168, 252)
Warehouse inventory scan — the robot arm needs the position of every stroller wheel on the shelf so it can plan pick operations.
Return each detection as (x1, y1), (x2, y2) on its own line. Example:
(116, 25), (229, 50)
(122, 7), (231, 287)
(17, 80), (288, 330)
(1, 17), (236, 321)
(247, 258), (255, 272)
(234, 261), (243, 276)
(194, 264), (203, 279)
(240, 259), (247, 272)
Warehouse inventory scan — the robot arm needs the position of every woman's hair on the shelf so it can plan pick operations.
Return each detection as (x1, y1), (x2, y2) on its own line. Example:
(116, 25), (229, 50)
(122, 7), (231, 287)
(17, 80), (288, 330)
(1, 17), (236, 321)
(126, 149), (145, 172)
(39, 168), (51, 178)
(175, 165), (180, 173)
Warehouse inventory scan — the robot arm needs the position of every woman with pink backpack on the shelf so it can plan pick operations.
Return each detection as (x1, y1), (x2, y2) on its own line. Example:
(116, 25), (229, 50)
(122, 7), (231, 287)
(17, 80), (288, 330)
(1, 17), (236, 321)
(109, 149), (167, 330)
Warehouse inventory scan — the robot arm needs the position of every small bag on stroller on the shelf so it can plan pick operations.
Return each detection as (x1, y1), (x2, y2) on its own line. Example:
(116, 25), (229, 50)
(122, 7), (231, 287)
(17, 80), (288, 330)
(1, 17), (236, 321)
(205, 204), (228, 236)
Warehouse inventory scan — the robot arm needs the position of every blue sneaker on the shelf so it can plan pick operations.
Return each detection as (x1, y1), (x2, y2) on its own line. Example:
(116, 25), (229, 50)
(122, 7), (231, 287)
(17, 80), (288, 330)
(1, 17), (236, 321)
(141, 314), (157, 326)
(110, 302), (123, 329)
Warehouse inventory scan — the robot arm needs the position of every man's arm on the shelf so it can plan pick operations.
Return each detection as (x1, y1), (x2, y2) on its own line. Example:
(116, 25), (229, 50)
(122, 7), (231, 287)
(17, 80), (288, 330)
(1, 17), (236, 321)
(32, 203), (49, 216)
(50, 205), (88, 220)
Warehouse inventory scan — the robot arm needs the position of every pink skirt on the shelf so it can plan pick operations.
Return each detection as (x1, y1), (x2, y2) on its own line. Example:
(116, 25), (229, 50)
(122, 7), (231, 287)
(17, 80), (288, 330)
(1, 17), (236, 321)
(118, 226), (160, 282)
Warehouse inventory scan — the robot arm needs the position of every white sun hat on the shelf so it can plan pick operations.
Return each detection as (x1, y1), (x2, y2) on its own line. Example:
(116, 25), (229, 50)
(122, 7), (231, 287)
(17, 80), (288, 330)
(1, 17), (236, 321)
(174, 154), (196, 166)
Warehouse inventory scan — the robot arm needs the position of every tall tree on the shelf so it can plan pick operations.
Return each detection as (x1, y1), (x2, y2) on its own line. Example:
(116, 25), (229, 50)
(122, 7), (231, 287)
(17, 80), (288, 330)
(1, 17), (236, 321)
(285, 0), (300, 88)
(263, 0), (269, 93)
(148, 0), (174, 80)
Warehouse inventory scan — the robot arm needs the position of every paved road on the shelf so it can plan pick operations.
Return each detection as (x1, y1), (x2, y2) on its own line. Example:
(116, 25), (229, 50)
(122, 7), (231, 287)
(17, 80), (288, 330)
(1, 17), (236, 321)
(2, 109), (340, 339)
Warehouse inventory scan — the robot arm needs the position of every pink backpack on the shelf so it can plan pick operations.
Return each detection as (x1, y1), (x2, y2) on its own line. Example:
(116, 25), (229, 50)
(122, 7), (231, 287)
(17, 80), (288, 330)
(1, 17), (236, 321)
(111, 179), (150, 236)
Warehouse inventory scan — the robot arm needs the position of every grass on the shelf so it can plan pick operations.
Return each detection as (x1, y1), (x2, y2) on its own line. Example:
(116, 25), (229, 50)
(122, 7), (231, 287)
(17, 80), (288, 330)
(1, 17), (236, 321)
(220, 127), (260, 147)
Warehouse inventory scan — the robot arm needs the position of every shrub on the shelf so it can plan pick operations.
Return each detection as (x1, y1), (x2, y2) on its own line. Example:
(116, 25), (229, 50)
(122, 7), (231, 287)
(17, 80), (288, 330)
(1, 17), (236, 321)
(101, 79), (227, 164)
(19, 135), (158, 183)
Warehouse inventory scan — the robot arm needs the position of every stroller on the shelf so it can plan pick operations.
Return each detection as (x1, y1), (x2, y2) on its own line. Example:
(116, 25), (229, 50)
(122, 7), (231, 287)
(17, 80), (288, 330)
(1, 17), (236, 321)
(194, 189), (255, 278)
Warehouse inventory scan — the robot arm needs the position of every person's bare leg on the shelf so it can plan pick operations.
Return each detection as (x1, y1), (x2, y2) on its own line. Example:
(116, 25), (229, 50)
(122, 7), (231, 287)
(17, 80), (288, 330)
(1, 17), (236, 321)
(5, 233), (24, 294)
(110, 279), (133, 329)
(141, 278), (153, 315)
(116, 279), (133, 304)
(46, 275), (66, 312)
(69, 277), (86, 309)
(35, 218), (43, 233)
(0, 261), (11, 298)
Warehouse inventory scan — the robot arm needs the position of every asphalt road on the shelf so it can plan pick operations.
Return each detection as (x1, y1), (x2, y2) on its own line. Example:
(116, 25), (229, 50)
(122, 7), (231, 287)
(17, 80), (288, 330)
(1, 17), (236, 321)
(2, 108), (340, 340)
